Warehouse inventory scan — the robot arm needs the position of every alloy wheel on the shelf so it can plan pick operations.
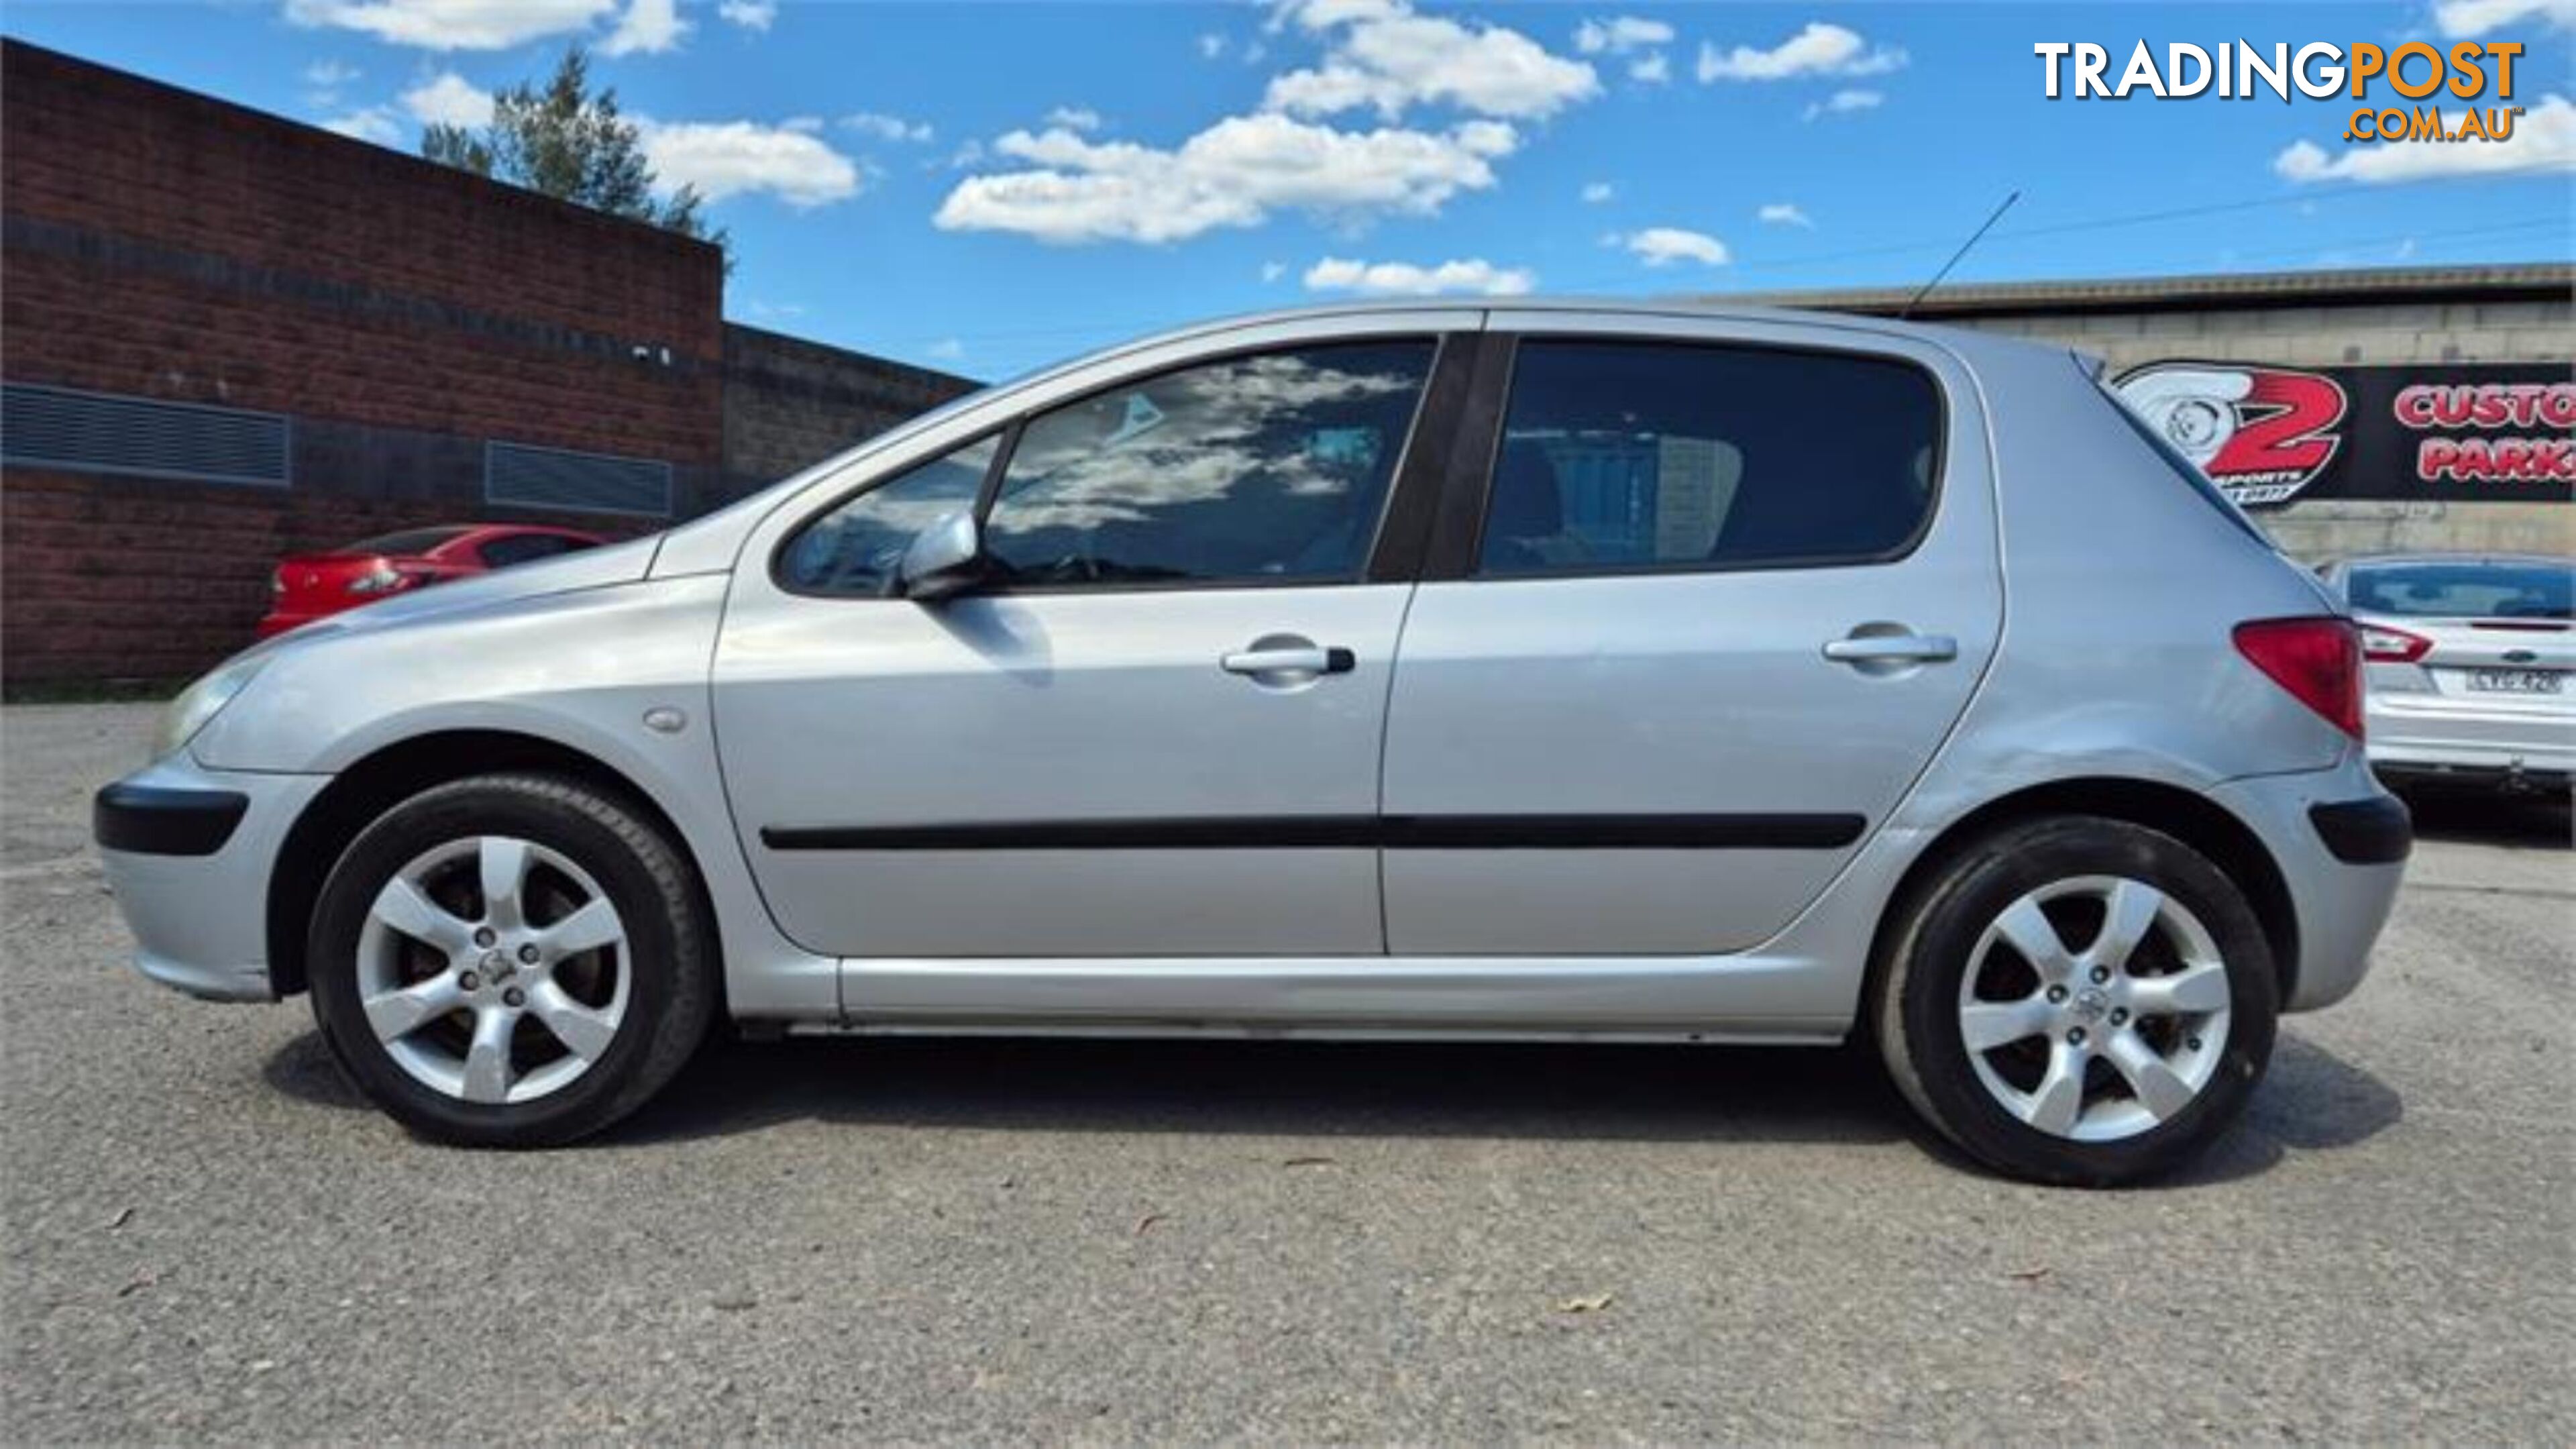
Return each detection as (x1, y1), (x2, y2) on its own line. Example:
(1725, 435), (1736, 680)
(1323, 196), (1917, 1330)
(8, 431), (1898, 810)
(1955, 875), (2233, 1142)
(354, 835), (631, 1106)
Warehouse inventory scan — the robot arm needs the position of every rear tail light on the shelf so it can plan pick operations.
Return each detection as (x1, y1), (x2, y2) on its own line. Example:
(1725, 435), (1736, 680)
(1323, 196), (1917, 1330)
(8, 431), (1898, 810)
(2359, 624), (2432, 663)
(2233, 617), (2363, 739)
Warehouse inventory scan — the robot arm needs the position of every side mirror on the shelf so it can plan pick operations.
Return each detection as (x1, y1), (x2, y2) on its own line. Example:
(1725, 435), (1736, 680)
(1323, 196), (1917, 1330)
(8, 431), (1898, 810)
(896, 510), (985, 602)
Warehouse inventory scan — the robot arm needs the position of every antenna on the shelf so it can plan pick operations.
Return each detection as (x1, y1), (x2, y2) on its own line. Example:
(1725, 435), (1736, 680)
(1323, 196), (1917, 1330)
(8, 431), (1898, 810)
(1898, 190), (2020, 319)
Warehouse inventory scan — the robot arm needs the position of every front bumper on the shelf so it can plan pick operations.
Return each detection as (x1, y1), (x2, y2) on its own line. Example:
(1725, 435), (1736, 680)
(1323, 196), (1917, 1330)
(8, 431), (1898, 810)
(2210, 753), (2409, 1014)
(94, 754), (330, 1002)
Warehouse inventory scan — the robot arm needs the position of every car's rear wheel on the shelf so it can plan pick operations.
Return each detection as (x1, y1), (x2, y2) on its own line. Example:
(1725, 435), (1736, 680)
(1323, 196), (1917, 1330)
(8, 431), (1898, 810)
(1874, 816), (2278, 1187)
(307, 773), (716, 1147)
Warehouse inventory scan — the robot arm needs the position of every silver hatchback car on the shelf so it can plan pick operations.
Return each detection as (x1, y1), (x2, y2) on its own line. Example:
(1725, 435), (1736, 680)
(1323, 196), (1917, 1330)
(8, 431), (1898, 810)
(95, 302), (2409, 1185)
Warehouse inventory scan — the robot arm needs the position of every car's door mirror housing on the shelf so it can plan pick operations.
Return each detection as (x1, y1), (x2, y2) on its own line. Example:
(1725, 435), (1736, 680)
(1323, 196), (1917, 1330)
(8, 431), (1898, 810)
(896, 510), (987, 602)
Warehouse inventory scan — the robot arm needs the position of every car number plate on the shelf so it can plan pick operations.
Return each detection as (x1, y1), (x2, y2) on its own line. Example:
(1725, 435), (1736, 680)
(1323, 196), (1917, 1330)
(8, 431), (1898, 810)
(2465, 668), (2563, 694)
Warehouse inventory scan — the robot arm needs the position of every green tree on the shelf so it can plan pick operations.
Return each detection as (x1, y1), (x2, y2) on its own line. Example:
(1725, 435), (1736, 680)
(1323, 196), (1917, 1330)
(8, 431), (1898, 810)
(422, 47), (725, 256)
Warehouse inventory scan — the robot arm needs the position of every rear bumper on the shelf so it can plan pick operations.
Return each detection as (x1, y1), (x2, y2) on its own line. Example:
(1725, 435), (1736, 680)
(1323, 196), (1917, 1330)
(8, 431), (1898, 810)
(94, 754), (330, 1003)
(2210, 755), (2408, 1014)
(2365, 694), (2576, 777)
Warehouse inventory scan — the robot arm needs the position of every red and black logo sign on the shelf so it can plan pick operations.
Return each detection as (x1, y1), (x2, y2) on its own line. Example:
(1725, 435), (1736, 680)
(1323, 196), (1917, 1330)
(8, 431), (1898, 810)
(2114, 364), (2349, 506)
(2114, 361), (2573, 509)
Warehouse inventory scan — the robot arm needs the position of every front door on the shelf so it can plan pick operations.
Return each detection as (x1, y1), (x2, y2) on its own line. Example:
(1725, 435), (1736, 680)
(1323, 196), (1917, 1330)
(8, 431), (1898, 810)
(713, 336), (1448, 958)
(1380, 323), (2002, 955)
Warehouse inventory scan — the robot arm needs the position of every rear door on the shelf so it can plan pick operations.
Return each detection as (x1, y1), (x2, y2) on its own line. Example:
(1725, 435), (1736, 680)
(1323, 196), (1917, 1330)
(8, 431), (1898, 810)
(1380, 316), (2002, 955)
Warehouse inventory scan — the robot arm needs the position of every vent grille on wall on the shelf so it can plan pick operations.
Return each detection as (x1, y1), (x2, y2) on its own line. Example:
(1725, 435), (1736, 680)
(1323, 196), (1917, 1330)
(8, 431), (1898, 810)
(486, 441), (674, 517)
(1, 383), (291, 487)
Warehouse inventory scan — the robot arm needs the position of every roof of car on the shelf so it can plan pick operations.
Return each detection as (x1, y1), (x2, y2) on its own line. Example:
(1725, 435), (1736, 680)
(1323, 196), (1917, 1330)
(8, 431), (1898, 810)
(990, 296), (2057, 397)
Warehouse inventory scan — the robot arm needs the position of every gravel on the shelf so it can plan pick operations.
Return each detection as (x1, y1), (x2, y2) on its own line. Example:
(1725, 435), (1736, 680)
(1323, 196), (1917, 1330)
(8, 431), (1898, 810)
(5, 702), (2570, 1441)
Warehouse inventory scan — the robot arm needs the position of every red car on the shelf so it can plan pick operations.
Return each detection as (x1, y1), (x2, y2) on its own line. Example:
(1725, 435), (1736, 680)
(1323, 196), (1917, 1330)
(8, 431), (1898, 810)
(256, 524), (606, 638)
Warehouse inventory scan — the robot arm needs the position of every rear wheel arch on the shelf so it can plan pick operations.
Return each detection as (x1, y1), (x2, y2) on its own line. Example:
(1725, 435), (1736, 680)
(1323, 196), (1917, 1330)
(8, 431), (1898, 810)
(1866, 776), (2300, 1014)
(266, 731), (718, 1000)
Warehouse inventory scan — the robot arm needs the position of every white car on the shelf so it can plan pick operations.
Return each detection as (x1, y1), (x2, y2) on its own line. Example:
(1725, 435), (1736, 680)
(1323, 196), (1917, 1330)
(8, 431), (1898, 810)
(2321, 553), (2575, 795)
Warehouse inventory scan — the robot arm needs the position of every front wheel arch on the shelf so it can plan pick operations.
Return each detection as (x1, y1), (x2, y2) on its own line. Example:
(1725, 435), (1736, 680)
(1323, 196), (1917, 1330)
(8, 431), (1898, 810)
(266, 731), (719, 1002)
(1864, 777), (2300, 1018)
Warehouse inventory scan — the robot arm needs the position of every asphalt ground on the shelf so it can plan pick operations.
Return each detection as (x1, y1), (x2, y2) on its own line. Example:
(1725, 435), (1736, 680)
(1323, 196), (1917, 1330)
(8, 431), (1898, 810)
(3, 702), (2570, 1442)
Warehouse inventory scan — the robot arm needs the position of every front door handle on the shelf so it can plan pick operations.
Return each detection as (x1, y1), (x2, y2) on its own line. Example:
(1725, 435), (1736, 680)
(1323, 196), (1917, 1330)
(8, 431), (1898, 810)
(1220, 643), (1356, 678)
(1822, 633), (1958, 665)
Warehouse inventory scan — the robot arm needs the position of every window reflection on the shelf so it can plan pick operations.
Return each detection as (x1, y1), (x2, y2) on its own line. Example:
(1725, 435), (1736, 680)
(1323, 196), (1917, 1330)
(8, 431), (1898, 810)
(985, 341), (1434, 586)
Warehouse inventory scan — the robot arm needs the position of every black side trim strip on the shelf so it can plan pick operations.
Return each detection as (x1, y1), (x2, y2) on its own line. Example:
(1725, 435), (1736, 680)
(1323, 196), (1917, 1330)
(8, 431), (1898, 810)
(94, 784), (249, 857)
(759, 813), (1866, 853)
(2308, 796), (2412, 865)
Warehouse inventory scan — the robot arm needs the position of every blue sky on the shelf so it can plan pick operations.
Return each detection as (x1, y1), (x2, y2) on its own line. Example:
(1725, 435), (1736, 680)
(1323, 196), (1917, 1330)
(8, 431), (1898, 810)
(4, 1), (2570, 377)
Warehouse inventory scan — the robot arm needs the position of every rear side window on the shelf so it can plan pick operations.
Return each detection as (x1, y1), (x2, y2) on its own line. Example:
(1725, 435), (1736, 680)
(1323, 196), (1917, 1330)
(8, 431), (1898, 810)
(1476, 340), (1940, 576)
(2349, 561), (2572, 620)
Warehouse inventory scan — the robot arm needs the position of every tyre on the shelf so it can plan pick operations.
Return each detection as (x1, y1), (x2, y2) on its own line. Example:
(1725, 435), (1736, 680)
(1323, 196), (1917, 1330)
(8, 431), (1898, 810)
(1873, 816), (2278, 1187)
(307, 773), (717, 1147)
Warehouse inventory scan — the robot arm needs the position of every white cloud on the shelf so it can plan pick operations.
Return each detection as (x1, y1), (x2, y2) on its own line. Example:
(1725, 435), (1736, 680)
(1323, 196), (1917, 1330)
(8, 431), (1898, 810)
(2434, 0), (2576, 36)
(1612, 226), (1729, 267)
(843, 111), (934, 144)
(926, 338), (966, 361)
(1697, 22), (1907, 82)
(1629, 52), (1670, 85)
(717, 0), (777, 31)
(1261, 260), (1288, 282)
(400, 71), (494, 128)
(1580, 180), (1614, 203)
(1199, 33), (1227, 60)
(639, 119), (863, 207)
(303, 58), (359, 89)
(284, 0), (612, 50)
(1802, 87), (1884, 121)
(1758, 202), (1813, 227)
(1044, 105), (1104, 133)
(600, 0), (686, 55)
(2274, 93), (2576, 182)
(321, 106), (402, 144)
(1574, 17), (1672, 55)
(1303, 255), (1535, 296)
(1265, 0), (1599, 121)
(935, 111), (1518, 245)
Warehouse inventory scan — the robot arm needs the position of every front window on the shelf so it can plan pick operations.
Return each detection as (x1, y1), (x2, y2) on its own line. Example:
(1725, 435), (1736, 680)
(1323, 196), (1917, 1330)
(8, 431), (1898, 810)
(780, 435), (999, 595)
(982, 341), (1437, 588)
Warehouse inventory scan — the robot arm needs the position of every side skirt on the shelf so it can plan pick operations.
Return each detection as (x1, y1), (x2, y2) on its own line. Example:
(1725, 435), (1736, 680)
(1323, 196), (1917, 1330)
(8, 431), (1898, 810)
(822, 953), (1851, 1041)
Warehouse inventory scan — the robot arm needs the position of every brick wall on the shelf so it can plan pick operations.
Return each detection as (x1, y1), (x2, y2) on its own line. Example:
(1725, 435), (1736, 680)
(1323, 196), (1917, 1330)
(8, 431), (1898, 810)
(722, 324), (979, 499)
(1, 40), (725, 686)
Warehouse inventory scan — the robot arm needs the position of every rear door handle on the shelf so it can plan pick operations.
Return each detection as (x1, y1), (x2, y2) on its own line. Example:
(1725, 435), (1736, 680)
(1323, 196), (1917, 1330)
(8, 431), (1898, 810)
(1822, 633), (1957, 665)
(1221, 645), (1356, 677)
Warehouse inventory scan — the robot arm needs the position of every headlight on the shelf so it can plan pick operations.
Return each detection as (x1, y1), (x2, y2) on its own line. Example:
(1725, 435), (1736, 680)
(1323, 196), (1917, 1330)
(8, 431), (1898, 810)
(152, 653), (272, 759)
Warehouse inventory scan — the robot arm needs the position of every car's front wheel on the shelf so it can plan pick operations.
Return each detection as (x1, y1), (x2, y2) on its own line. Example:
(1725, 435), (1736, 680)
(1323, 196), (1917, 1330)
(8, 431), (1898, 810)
(307, 773), (716, 1147)
(1874, 816), (2279, 1187)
